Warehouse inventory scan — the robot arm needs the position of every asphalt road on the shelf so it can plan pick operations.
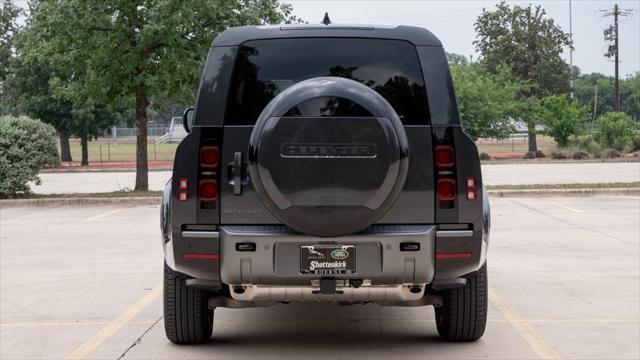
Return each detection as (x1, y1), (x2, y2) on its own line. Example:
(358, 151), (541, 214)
(31, 162), (640, 193)
(1, 196), (639, 359)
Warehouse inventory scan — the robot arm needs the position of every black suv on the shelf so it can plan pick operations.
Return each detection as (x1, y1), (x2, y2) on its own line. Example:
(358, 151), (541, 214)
(160, 24), (490, 344)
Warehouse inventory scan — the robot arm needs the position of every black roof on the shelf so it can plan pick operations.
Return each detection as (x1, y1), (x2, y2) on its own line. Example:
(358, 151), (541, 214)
(212, 24), (442, 47)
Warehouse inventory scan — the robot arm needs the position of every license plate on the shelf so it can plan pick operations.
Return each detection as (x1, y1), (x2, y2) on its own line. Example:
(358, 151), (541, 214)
(300, 244), (356, 274)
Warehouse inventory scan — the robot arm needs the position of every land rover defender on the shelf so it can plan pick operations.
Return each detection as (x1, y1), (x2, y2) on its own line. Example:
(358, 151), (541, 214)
(161, 24), (490, 344)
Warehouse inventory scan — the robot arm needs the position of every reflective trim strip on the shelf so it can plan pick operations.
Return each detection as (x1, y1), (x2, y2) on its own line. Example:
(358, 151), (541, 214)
(181, 231), (220, 238)
(183, 253), (220, 260)
(436, 252), (472, 259)
(436, 230), (473, 238)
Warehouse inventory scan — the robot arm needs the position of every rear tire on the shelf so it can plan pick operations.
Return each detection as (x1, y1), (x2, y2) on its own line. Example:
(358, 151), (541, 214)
(163, 263), (213, 344)
(434, 263), (488, 341)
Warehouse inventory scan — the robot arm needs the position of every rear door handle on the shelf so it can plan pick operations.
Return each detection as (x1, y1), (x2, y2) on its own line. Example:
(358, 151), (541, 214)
(233, 152), (242, 195)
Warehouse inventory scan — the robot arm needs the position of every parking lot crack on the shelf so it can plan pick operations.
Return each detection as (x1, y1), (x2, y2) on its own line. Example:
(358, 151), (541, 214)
(116, 316), (163, 360)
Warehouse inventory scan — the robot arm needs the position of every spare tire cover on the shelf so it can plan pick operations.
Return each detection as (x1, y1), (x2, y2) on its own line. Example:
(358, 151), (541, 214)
(248, 77), (409, 237)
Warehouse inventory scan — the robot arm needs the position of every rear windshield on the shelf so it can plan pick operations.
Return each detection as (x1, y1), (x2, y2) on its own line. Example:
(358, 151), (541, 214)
(225, 38), (429, 125)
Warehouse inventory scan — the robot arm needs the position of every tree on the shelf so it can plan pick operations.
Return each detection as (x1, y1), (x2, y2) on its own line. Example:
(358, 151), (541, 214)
(446, 52), (469, 66)
(30, 0), (298, 191)
(6, 55), (75, 161)
(573, 72), (615, 121)
(474, 2), (572, 152)
(596, 111), (635, 151)
(0, 0), (22, 114)
(538, 95), (587, 147)
(450, 63), (521, 140)
(6, 2), (124, 163)
(621, 73), (640, 122)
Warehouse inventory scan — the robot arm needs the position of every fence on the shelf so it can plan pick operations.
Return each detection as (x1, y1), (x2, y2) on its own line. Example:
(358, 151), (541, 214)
(102, 125), (171, 139)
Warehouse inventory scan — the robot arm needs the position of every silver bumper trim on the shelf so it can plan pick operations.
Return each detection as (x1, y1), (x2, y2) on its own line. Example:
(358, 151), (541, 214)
(436, 230), (473, 238)
(181, 230), (220, 238)
(228, 284), (425, 304)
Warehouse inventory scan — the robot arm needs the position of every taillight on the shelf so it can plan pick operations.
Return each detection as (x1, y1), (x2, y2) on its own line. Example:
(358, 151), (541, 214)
(437, 179), (456, 201)
(435, 145), (454, 168)
(199, 146), (219, 168)
(177, 178), (188, 202)
(198, 179), (218, 202)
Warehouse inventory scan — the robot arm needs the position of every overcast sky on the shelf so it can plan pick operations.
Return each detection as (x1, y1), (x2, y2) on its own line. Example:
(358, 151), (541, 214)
(289, 0), (640, 77)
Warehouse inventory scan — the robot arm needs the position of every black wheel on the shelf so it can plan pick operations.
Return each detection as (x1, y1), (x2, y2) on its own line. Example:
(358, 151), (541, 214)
(163, 263), (213, 344)
(434, 263), (488, 341)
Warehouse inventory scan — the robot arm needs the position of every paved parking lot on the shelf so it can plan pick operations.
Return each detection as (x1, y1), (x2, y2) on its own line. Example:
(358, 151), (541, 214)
(1, 196), (639, 359)
(31, 162), (640, 193)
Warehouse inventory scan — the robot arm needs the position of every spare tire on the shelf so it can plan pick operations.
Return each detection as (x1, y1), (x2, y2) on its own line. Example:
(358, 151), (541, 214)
(248, 77), (409, 237)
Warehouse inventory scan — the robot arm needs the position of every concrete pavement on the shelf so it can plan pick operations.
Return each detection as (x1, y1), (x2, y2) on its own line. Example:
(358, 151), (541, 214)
(30, 162), (640, 194)
(1, 196), (639, 359)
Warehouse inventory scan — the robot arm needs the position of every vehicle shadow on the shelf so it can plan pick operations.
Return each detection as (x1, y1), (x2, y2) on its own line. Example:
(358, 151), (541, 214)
(199, 302), (485, 359)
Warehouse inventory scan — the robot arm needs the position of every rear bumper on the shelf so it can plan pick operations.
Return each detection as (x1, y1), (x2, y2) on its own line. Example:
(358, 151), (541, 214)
(219, 225), (436, 286)
(164, 223), (488, 303)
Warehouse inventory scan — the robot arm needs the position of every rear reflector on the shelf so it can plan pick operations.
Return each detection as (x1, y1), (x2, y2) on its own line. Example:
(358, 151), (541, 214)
(177, 191), (188, 202)
(198, 179), (218, 202)
(437, 179), (456, 201)
(178, 178), (188, 190)
(199, 146), (220, 168)
(436, 252), (472, 259)
(466, 190), (477, 201)
(435, 145), (454, 168)
(466, 178), (476, 188)
(183, 253), (220, 260)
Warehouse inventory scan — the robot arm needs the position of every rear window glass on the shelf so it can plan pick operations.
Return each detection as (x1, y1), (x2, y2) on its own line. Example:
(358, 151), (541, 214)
(225, 38), (429, 125)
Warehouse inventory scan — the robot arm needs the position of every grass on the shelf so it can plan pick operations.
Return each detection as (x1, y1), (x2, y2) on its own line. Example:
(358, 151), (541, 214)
(62, 139), (178, 163)
(487, 182), (640, 190)
(475, 135), (556, 155)
(2, 191), (163, 200)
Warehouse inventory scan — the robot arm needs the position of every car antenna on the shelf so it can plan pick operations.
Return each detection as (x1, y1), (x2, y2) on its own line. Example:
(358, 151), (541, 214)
(322, 12), (331, 25)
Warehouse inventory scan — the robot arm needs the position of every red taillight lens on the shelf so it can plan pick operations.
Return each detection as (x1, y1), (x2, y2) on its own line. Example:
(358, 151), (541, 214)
(437, 179), (456, 201)
(177, 191), (188, 202)
(198, 180), (218, 202)
(199, 146), (219, 168)
(435, 145), (454, 168)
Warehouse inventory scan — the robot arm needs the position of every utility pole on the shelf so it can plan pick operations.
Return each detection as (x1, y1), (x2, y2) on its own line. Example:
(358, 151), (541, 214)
(569, 0), (574, 99)
(602, 4), (632, 112)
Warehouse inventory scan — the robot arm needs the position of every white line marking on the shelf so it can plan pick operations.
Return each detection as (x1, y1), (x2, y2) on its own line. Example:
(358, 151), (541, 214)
(548, 201), (583, 213)
(83, 208), (124, 221)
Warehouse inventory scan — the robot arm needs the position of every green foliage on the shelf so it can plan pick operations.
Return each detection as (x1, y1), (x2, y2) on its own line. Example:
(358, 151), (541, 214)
(539, 95), (588, 147)
(474, 2), (571, 99)
(446, 52), (469, 66)
(596, 112), (635, 151)
(474, 2), (572, 151)
(573, 72), (640, 122)
(451, 63), (521, 140)
(29, 0), (299, 189)
(0, 0), (23, 114)
(0, 116), (59, 196)
(621, 73), (640, 121)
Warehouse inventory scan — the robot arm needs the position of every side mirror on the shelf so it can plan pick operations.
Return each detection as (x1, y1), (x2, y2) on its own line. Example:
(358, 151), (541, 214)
(182, 107), (195, 133)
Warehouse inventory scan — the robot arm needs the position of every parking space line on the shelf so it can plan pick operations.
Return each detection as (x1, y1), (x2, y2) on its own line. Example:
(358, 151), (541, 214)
(65, 284), (162, 360)
(83, 208), (124, 222)
(548, 201), (583, 213)
(489, 287), (561, 360)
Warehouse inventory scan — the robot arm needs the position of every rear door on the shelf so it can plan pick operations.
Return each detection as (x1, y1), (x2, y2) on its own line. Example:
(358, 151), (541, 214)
(220, 38), (435, 225)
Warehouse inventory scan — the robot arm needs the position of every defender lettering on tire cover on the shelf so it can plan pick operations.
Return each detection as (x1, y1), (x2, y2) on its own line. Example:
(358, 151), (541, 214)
(248, 77), (410, 237)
